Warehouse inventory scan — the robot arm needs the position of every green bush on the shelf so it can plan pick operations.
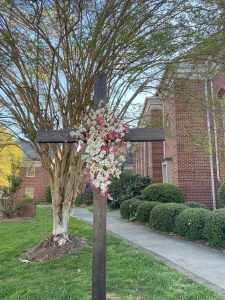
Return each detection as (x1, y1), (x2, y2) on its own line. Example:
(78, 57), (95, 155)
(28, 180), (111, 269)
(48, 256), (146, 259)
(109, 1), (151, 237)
(203, 209), (225, 248)
(120, 197), (141, 220)
(125, 175), (151, 199)
(129, 199), (142, 221)
(149, 203), (187, 232)
(142, 183), (184, 203)
(45, 186), (52, 203)
(186, 202), (209, 209)
(217, 181), (225, 207)
(108, 173), (150, 210)
(175, 208), (211, 240)
(120, 199), (131, 219)
(136, 201), (160, 223)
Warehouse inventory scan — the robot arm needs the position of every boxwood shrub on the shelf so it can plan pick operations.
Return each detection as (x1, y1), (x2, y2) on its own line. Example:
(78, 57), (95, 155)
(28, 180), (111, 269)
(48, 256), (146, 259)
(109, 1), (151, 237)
(203, 209), (225, 248)
(142, 183), (184, 203)
(186, 201), (209, 209)
(135, 201), (160, 223)
(120, 197), (141, 220)
(175, 208), (211, 240)
(149, 203), (187, 232)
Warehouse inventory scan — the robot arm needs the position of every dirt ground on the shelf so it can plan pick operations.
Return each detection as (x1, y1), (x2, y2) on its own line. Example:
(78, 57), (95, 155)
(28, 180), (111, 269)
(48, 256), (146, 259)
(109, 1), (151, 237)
(22, 234), (88, 262)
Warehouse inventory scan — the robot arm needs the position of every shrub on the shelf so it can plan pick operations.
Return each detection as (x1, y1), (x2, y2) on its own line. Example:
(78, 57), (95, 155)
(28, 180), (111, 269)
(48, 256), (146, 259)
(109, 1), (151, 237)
(142, 183), (184, 203)
(108, 172), (134, 209)
(203, 209), (225, 248)
(129, 199), (142, 221)
(217, 181), (225, 207)
(0, 175), (22, 217)
(186, 202), (209, 209)
(120, 199), (131, 219)
(45, 186), (52, 203)
(149, 203), (187, 232)
(120, 197), (141, 220)
(108, 173), (150, 209)
(136, 201), (160, 223)
(175, 208), (211, 240)
(125, 175), (151, 198)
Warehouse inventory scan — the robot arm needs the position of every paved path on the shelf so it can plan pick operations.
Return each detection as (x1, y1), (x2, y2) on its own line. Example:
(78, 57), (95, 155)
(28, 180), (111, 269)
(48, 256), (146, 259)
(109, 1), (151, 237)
(72, 208), (225, 295)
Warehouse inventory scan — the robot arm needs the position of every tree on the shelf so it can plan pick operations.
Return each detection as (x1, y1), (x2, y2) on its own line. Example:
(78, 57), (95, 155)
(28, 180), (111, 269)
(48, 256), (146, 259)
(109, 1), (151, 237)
(0, 126), (23, 187)
(0, 126), (23, 217)
(0, 0), (209, 244)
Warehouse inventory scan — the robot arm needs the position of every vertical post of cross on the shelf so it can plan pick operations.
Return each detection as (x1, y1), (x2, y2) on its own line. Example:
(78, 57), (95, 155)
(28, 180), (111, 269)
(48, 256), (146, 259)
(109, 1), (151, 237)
(92, 74), (107, 300)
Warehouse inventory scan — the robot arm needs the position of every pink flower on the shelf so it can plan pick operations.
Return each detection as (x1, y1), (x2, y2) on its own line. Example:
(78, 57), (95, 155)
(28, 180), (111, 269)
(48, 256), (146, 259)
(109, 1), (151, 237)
(101, 145), (109, 151)
(100, 189), (108, 196)
(85, 176), (91, 183)
(124, 124), (129, 133)
(96, 115), (106, 127)
(112, 146), (118, 154)
(107, 194), (113, 201)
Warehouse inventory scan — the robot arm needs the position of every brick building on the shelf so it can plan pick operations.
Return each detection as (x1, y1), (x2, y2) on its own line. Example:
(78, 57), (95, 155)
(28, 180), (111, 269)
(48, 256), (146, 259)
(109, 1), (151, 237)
(134, 64), (225, 209)
(15, 143), (50, 202)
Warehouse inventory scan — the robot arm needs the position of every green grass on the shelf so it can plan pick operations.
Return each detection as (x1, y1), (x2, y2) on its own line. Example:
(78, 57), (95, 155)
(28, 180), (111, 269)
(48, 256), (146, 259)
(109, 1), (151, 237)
(0, 207), (223, 300)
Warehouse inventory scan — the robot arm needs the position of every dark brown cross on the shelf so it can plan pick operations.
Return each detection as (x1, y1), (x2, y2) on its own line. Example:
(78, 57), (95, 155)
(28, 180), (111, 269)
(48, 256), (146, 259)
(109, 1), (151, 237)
(36, 74), (165, 300)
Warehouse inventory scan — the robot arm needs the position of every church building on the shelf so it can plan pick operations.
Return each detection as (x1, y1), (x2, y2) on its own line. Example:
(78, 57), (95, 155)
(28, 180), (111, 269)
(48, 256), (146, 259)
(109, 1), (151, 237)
(134, 63), (225, 209)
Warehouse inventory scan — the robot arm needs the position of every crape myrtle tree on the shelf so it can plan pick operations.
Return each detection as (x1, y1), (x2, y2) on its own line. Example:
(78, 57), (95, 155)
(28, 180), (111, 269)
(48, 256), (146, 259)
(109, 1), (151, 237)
(0, 0), (210, 244)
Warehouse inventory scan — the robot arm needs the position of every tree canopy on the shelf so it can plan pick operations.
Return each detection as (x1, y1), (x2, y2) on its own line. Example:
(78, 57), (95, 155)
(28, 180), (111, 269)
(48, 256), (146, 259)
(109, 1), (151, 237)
(0, 126), (23, 187)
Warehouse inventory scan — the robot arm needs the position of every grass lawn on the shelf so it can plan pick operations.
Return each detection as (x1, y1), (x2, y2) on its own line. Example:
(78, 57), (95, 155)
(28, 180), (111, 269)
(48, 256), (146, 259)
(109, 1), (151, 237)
(0, 207), (224, 300)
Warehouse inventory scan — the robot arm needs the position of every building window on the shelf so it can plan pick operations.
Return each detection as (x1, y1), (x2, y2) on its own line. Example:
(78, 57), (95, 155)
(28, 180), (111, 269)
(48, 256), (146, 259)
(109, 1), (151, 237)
(25, 187), (34, 199)
(162, 158), (172, 183)
(26, 166), (35, 177)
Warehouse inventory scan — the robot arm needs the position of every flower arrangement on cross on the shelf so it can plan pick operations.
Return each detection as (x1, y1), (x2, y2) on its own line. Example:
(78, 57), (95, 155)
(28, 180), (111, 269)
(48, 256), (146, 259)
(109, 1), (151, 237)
(70, 104), (130, 199)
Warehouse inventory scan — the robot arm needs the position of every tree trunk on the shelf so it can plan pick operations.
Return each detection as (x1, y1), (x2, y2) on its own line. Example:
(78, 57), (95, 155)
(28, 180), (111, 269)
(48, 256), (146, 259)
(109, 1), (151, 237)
(50, 146), (83, 245)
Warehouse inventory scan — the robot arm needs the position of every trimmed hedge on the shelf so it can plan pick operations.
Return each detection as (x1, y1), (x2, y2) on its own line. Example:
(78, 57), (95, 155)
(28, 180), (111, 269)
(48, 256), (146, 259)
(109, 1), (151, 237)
(175, 208), (211, 240)
(142, 183), (184, 203)
(203, 209), (225, 248)
(135, 201), (160, 223)
(218, 181), (225, 208)
(186, 202), (209, 210)
(120, 197), (141, 220)
(149, 203), (187, 232)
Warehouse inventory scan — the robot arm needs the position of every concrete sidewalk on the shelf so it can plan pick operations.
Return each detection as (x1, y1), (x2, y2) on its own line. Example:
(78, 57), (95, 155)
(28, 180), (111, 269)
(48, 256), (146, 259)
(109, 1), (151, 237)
(72, 208), (225, 295)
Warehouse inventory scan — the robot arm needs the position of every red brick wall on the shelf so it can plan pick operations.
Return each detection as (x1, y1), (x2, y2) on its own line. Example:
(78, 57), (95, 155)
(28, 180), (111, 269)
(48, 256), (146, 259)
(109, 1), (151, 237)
(164, 78), (216, 208)
(135, 108), (163, 182)
(15, 165), (50, 203)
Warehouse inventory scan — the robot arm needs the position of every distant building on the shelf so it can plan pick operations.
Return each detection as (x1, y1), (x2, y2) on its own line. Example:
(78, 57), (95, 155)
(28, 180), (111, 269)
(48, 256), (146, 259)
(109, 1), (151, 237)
(134, 64), (225, 209)
(15, 143), (50, 202)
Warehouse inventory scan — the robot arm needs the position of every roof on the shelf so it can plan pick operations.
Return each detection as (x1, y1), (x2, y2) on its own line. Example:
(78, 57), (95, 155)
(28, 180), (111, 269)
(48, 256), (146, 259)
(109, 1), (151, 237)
(19, 142), (40, 161)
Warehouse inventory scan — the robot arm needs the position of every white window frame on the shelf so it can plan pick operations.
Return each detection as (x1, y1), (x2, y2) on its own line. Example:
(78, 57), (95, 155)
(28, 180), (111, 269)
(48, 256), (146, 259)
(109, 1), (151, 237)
(25, 187), (34, 199)
(26, 166), (35, 178)
(162, 159), (172, 183)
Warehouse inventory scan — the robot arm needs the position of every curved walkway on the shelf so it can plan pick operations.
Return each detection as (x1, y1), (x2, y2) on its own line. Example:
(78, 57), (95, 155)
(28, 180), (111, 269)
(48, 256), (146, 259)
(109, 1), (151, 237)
(72, 208), (225, 295)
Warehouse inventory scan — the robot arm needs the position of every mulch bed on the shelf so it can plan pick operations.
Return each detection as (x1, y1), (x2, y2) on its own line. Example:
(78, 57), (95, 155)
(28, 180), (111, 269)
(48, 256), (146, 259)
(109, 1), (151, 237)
(22, 234), (88, 262)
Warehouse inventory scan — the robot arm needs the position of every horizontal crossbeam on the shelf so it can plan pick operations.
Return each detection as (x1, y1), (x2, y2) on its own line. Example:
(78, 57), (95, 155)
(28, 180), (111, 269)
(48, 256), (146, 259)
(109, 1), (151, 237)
(36, 128), (165, 143)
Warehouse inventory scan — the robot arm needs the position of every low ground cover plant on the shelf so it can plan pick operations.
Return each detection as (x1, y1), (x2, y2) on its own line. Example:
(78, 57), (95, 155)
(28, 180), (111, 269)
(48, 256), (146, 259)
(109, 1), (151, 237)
(149, 203), (187, 232)
(175, 208), (211, 240)
(135, 201), (160, 223)
(204, 208), (225, 248)
(142, 183), (184, 203)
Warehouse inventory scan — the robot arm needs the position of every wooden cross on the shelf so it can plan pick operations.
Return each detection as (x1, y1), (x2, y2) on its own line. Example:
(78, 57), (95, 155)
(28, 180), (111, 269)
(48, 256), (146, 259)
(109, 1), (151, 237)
(36, 74), (165, 300)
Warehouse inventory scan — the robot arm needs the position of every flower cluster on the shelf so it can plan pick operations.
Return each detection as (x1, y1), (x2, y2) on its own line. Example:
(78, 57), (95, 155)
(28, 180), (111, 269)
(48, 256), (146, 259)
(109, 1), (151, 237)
(70, 104), (129, 199)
